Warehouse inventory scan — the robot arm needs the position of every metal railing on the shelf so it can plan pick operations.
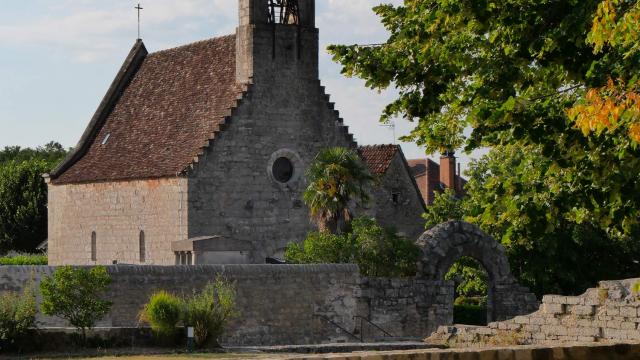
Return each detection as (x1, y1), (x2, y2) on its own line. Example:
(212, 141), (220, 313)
(313, 314), (361, 342)
(353, 315), (394, 342)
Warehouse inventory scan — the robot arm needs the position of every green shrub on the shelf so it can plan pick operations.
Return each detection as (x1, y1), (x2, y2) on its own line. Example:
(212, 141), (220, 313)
(140, 290), (183, 341)
(453, 304), (487, 326)
(632, 282), (640, 296)
(183, 279), (238, 348)
(285, 217), (420, 277)
(285, 231), (356, 265)
(0, 253), (47, 265)
(40, 266), (112, 341)
(454, 296), (487, 306)
(0, 284), (37, 350)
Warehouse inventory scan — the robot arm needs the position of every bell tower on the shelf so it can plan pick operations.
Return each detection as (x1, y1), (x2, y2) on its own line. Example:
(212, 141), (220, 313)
(236, 0), (318, 84)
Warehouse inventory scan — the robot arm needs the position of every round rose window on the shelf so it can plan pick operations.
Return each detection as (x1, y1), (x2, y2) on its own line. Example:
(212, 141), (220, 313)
(272, 157), (294, 183)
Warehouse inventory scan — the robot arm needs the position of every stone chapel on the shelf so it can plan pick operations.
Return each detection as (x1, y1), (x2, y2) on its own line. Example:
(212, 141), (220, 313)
(45, 0), (429, 266)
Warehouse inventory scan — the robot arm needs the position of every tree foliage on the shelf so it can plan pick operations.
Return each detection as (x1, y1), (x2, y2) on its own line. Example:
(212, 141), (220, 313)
(0, 159), (54, 252)
(419, 144), (639, 295)
(423, 189), (464, 230)
(40, 266), (112, 340)
(303, 147), (373, 233)
(0, 142), (68, 165)
(328, 0), (640, 244)
(0, 142), (68, 252)
(0, 284), (37, 350)
(464, 145), (640, 295)
(285, 217), (420, 277)
(446, 257), (488, 299)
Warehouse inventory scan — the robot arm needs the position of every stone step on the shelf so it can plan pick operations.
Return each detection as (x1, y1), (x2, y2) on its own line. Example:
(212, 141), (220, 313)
(230, 341), (445, 354)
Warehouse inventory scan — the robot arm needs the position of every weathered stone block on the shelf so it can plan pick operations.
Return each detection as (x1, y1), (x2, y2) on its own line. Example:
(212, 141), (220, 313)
(620, 306), (637, 318)
(620, 321), (637, 330)
(542, 295), (563, 304)
(606, 306), (620, 316)
(564, 296), (583, 305)
(570, 305), (595, 316)
(543, 303), (565, 315)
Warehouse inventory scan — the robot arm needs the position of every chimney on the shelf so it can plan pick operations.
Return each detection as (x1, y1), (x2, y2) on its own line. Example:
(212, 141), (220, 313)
(236, 0), (318, 84)
(440, 150), (456, 191)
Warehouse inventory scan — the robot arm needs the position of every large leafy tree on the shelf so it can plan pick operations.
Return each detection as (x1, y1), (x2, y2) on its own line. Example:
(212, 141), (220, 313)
(328, 1), (640, 239)
(464, 144), (640, 295)
(0, 142), (67, 252)
(0, 159), (53, 252)
(303, 147), (373, 233)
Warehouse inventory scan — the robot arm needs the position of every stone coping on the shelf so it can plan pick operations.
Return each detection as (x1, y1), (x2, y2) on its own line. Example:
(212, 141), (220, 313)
(0, 264), (361, 275)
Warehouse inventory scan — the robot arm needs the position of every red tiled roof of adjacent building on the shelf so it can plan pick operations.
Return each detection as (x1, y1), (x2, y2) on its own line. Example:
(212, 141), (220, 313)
(408, 158), (467, 204)
(358, 145), (400, 175)
(51, 35), (245, 184)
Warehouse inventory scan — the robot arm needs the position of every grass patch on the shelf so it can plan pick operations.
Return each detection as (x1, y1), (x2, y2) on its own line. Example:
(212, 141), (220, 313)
(0, 253), (48, 265)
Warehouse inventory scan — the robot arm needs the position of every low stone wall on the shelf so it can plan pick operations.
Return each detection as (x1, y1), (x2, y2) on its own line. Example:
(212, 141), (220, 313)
(0, 265), (359, 346)
(358, 278), (453, 340)
(431, 278), (640, 345)
(0, 264), (545, 346)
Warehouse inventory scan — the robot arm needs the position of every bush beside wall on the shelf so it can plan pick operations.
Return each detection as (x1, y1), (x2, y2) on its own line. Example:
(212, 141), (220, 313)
(0, 253), (47, 265)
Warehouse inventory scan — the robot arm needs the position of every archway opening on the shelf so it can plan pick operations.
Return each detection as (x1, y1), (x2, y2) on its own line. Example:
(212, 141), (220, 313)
(445, 256), (490, 326)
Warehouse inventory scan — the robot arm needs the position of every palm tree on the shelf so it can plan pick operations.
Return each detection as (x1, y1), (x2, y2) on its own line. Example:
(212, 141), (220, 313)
(303, 147), (373, 233)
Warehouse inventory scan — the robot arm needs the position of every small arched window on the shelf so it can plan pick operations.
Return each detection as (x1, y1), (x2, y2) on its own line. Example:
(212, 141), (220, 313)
(139, 230), (146, 263)
(91, 231), (97, 262)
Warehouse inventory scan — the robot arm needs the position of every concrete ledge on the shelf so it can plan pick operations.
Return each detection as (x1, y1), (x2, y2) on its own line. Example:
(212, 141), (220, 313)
(276, 342), (640, 360)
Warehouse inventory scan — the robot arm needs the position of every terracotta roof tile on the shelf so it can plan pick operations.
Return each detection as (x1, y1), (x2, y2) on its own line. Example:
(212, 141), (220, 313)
(407, 158), (467, 204)
(358, 145), (400, 175)
(53, 35), (244, 184)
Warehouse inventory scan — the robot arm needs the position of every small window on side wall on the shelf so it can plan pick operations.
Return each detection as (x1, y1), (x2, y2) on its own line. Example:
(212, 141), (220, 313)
(91, 231), (97, 262)
(139, 231), (146, 263)
(392, 191), (401, 205)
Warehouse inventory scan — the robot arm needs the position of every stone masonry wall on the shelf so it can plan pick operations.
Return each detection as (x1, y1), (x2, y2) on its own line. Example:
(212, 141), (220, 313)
(186, 73), (356, 263)
(0, 264), (359, 346)
(431, 278), (640, 345)
(185, 0), (363, 263)
(365, 154), (426, 242)
(358, 278), (454, 340)
(47, 178), (188, 266)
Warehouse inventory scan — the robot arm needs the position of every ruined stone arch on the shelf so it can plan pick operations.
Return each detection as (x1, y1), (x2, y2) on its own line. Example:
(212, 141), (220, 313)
(416, 221), (539, 322)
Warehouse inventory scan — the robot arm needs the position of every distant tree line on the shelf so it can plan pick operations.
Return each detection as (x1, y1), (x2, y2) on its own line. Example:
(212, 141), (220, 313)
(0, 142), (69, 253)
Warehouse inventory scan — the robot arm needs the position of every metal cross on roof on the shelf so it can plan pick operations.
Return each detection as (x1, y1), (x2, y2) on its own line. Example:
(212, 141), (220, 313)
(135, 3), (143, 40)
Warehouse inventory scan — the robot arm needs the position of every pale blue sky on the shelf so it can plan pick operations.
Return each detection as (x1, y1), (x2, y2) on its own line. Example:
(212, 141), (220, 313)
(0, 1), (484, 169)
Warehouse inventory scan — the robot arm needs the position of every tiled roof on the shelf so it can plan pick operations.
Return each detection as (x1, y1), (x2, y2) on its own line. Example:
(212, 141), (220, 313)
(407, 158), (439, 177)
(51, 35), (245, 184)
(407, 158), (467, 204)
(358, 145), (400, 175)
